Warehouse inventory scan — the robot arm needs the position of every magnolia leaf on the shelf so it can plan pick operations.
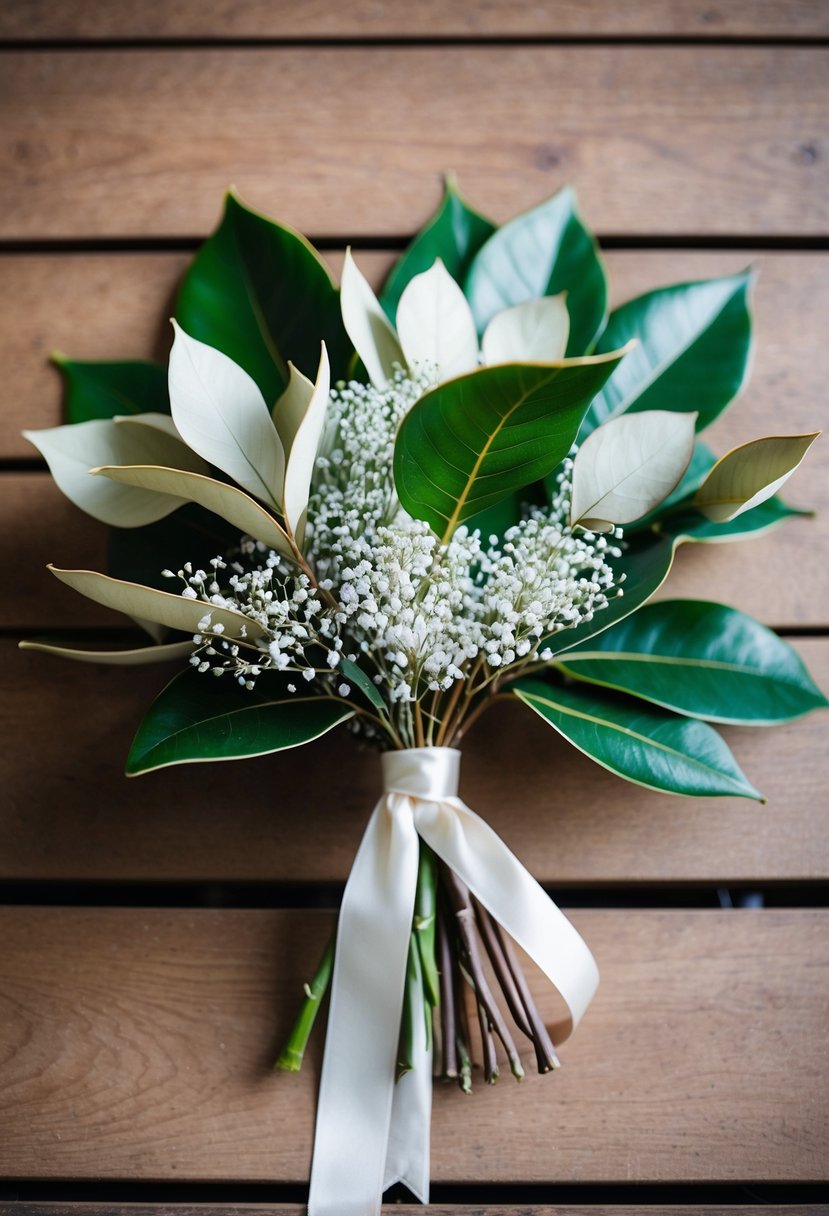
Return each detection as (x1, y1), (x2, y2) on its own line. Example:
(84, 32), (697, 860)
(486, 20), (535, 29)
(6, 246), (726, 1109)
(19, 637), (195, 666)
(168, 321), (285, 508)
(585, 271), (753, 434)
(271, 362), (314, 448)
(341, 249), (406, 389)
(395, 347), (631, 542)
(513, 679), (763, 800)
(176, 190), (350, 400)
(464, 187), (607, 356)
(126, 667), (353, 775)
(396, 259), (479, 382)
(282, 344), (330, 545)
(380, 177), (496, 322)
(54, 356), (170, 424)
(114, 412), (182, 439)
(107, 503), (241, 593)
(627, 438), (717, 531)
(23, 417), (209, 527)
(570, 410), (696, 531)
(671, 494), (809, 543)
(481, 295), (570, 366)
(559, 599), (828, 724)
(48, 566), (265, 639)
(693, 433), (819, 522)
(92, 465), (293, 558)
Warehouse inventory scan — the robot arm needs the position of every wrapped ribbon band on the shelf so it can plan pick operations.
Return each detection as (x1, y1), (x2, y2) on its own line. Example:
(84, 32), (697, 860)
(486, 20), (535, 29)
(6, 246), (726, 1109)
(308, 747), (599, 1216)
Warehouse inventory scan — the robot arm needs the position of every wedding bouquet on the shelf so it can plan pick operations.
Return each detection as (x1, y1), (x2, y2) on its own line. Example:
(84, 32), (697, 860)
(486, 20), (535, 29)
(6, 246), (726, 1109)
(23, 182), (825, 1214)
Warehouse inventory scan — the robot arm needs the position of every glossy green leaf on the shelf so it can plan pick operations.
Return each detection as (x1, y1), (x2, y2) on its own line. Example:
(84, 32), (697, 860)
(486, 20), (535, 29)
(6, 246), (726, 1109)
(481, 295), (569, 366)
(126, 667), (353, 775)
(585, 271), (753, 434)
(176, 191), (350, 402)
(570, 410), (696, 531)
(54, 356), (169, 424)
(464, 187), (607, 356)
(106, 503), (240, 593)
(93, 465), (293, 558)
(380, 178), (496, 323)
(513, 679), (763, 800)
(559, 599), (828, 724)
(23, 417), (209, 527)
(48, 566), (265, 639)
(396, 259), (479, 382)
(693, 432), (819, 522)
(338, 657), (388, 714)
(168, 322), (285, 508)
(395, 347), (630, 541)
(19, 637), (195, 665)
(666, 495), (810, 543)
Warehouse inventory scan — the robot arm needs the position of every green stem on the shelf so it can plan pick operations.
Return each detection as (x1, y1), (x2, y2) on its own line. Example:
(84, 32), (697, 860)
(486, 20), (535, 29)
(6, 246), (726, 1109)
(273, 934), (335, 1072)
(397, 932), (426, 1080)
(415, 844), (440, 1012)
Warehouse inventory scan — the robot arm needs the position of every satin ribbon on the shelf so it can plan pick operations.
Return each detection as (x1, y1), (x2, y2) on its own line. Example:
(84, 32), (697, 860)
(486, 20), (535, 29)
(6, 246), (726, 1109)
(307, 747), (599, 1216)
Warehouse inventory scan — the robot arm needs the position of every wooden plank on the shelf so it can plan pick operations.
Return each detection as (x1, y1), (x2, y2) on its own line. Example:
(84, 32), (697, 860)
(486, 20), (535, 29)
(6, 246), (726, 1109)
(1, 47), (826, 239)
(1, 639), (826, 884)
(4, 250), (827, 630)
(5, 249), (827, 456)
(0, 908), (826, 1181)
(4, 1209), (828, 1216)
(2, 0), (828, 40)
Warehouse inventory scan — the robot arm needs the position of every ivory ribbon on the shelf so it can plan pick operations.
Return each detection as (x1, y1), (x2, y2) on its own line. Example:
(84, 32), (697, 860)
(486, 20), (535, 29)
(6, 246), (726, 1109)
(307, 747), (599, 1216)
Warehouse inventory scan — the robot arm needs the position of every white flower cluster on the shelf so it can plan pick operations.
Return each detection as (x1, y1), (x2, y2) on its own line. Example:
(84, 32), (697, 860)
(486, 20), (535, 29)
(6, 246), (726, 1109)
(177, 374), (622, 745)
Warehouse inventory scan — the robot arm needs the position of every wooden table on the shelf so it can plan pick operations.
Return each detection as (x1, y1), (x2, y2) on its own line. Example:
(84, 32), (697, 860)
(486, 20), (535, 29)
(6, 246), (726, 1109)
(1, 3), (828, 1214)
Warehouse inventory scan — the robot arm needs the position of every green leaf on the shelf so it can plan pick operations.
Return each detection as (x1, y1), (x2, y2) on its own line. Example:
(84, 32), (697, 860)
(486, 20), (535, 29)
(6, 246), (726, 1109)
(48, 566), (265, 639)
(513, 679), (763, 800)
(569, 410), (696, 531)
(628, 439), (717, 531)
(464, 187), (607, 356)
(584, 271), (753, 434)
(693, 432), (819, 522)
(54, 356), (169, 424)
(126, 667), (353, 775)
(23, 417), (209, 527)
(19, 636), (195, 665)
(176, 190), (350, 403)
(379, 178), (496, 323)
(107, 503), (239, 593)
(559, 599), (828, 724)
(395, 348), (629, 542)
(666, 495), (810, 543)
(338, 657), (388, 714)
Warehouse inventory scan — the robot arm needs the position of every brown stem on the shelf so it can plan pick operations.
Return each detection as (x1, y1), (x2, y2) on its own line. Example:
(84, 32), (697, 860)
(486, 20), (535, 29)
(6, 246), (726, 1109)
(452, 943), (473, 1094)
(436, 906), (458, 1080)
(473, 898), (534, 1041)
(475, 994), (499, 1084)
(442, 866), (524, 1081)
(493, 917), (560, 1073)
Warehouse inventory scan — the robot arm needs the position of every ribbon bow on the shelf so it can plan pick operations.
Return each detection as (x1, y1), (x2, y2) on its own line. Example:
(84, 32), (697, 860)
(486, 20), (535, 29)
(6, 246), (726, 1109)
(308, 747), (599, 1216)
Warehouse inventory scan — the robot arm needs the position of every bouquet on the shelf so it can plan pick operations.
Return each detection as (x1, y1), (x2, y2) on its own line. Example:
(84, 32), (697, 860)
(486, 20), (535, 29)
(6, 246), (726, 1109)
(23, 182), (825, 1215)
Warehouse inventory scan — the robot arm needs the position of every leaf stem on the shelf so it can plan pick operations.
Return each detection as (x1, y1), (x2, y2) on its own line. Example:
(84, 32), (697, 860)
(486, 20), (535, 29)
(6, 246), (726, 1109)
(274, 933), (335, 1072)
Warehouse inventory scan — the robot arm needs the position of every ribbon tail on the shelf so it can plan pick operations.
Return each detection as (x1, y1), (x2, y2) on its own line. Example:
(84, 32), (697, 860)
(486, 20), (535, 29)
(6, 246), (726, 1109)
(308, 794), (420, 1216)
(383, 1015), (432, 1202)
(415, 797), (600, 1040)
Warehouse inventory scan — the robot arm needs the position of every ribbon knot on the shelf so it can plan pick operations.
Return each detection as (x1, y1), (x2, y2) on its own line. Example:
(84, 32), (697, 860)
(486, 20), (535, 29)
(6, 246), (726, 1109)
(308, 748), (599, 1216)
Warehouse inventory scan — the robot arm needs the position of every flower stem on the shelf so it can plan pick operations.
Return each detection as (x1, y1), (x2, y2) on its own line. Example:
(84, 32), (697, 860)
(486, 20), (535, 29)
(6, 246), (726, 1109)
(436, 907), (458, 1080)
(415, 844), (440, 1012)
(397, 932), (426, 1080)
(274, 933), (335, 1072)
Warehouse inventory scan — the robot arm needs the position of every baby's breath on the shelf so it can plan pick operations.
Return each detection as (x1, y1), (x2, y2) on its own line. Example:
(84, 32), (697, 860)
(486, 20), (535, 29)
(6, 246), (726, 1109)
(175, 373), (622, 748)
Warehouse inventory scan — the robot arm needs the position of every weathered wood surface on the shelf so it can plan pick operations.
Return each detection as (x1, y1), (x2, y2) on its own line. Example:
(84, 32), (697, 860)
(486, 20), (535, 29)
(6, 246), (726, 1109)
(1, 47), (826, 238)
(3, 1209), (828, 1216)
(3, 0), (828, 40)
(5, 249), (827, 454)
(5, 249), (827, 630)
(0, 908), (826, 1181)
(1, 639), (825, 884)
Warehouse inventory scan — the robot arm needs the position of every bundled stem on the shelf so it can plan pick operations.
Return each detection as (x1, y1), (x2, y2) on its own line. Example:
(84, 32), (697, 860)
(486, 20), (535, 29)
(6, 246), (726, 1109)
(274, 932), (335, 1072)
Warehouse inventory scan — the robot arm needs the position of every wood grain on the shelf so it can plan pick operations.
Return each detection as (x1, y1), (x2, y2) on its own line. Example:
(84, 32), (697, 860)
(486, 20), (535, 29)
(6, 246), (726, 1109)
(0, 907), (826, 1181)
(1, 638), (826, 884)
(2, 0), (828, 40)
(1, 47), (826, 239)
